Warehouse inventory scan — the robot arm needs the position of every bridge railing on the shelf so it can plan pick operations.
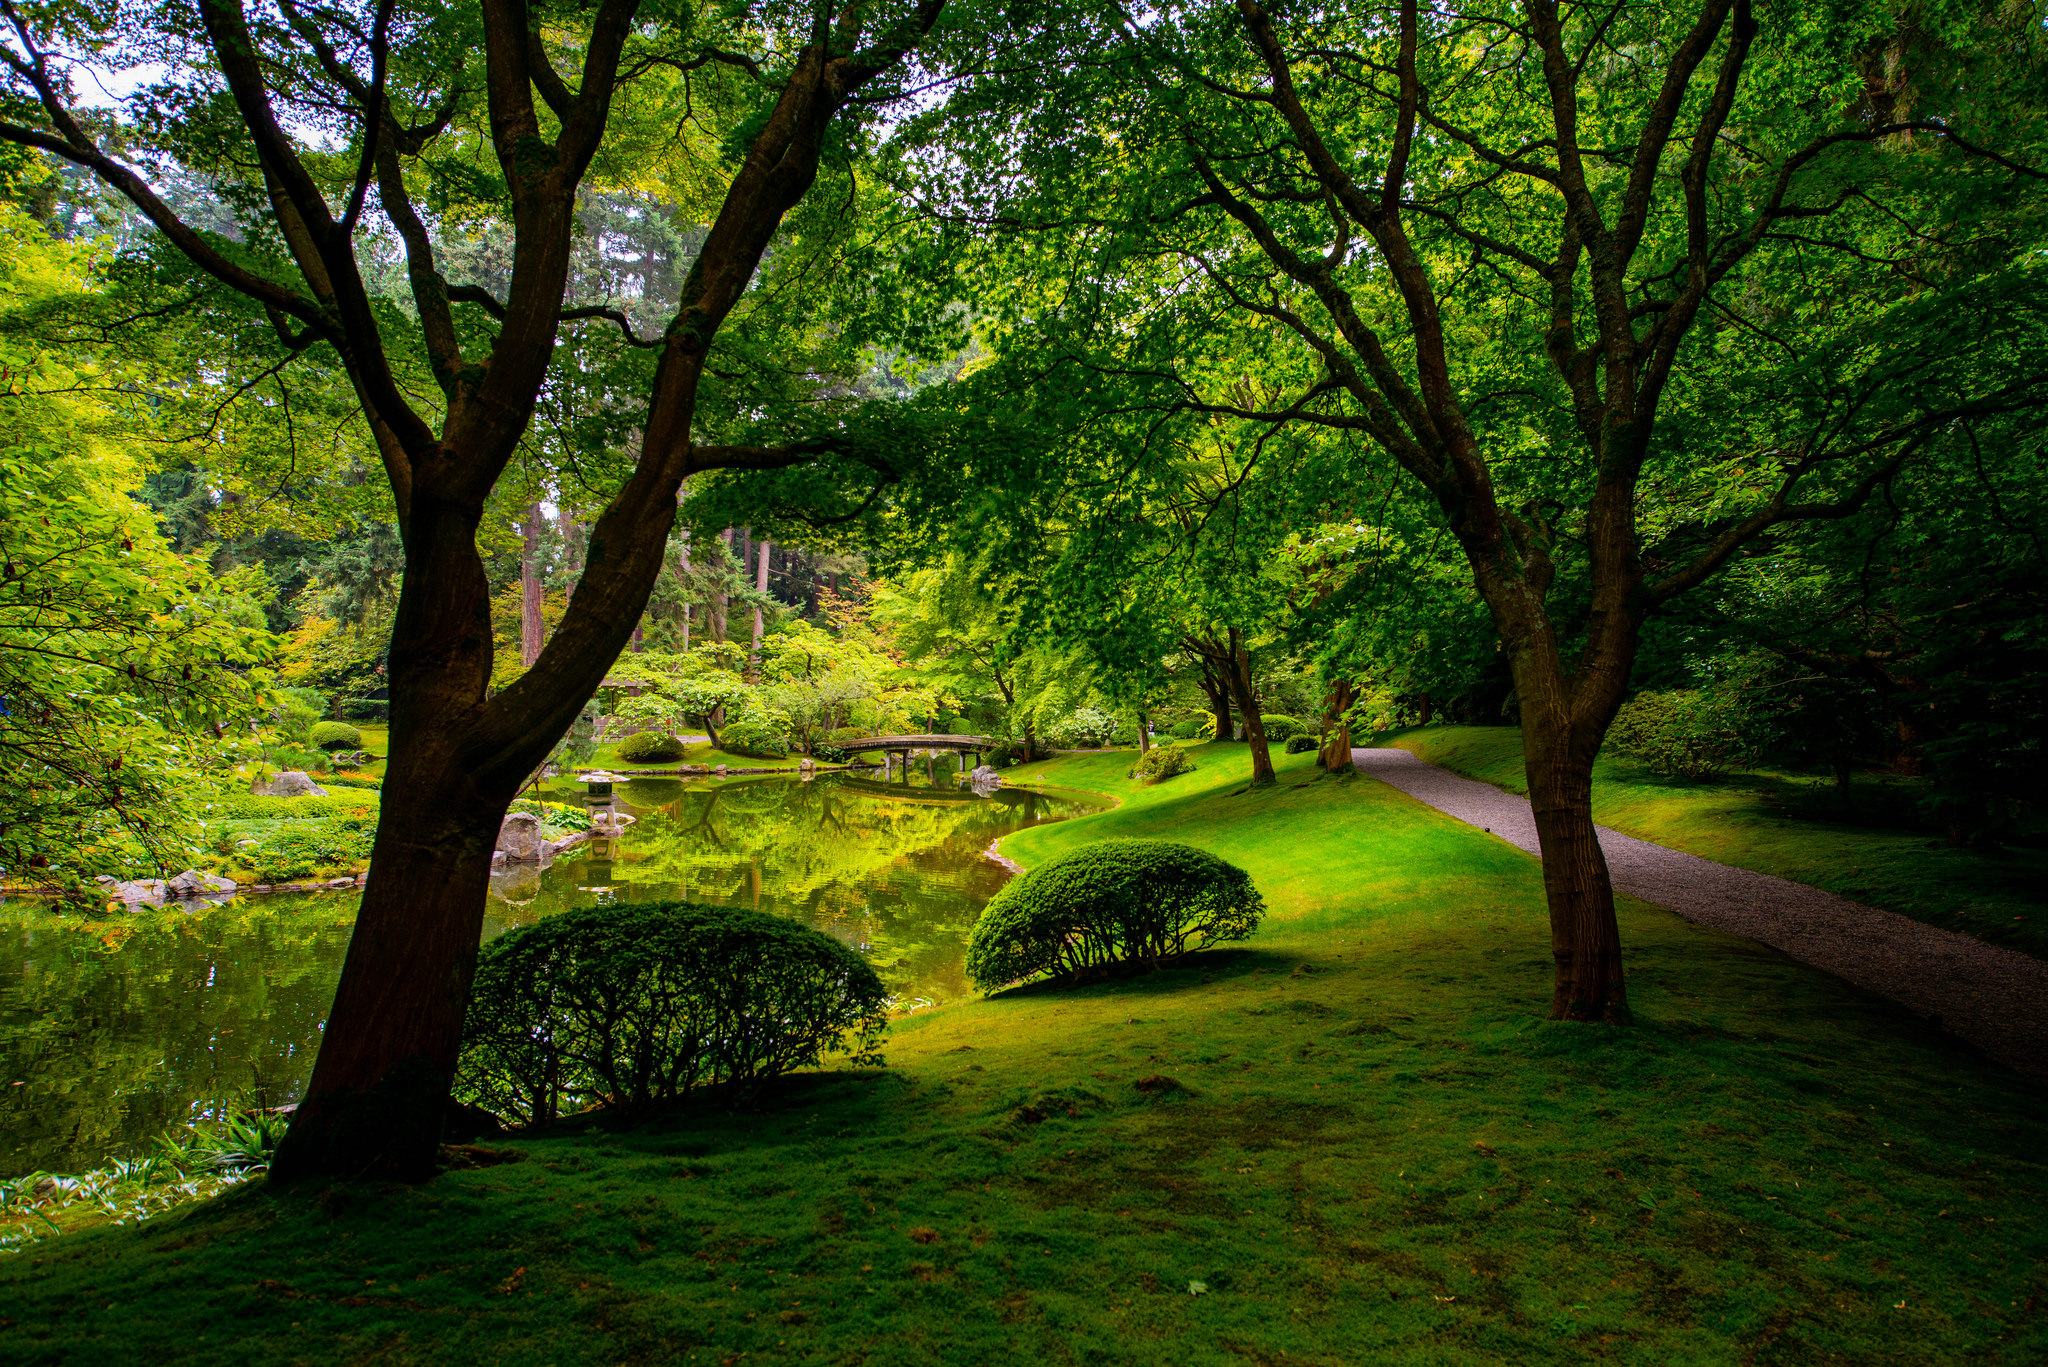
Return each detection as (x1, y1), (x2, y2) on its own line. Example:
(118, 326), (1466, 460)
(837, 734), (993, 751)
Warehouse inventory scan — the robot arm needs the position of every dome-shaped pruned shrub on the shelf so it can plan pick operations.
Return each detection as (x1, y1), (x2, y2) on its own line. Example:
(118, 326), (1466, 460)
(456, 901), (889, 1126)
(617, 729), (687, 763)
(309, 720), (362, 751)
(965, 840), (1264, 990)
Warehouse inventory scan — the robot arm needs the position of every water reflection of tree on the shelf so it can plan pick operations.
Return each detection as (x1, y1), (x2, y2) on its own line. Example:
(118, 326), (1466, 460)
(507, 777), (1096, 1002)
(0, 899), (352, 1175)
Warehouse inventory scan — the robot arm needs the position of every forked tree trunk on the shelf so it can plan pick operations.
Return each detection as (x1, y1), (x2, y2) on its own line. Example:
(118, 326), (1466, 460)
(276, 501), (535, 1179)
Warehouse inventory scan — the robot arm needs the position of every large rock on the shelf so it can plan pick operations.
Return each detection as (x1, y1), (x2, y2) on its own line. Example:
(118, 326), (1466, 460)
(969, 765), (1003, 790)
(253, 770), (328, 798)
(166, 869), (237, 900)
(496, 810), (546, 863)
(108, 879), (166, 906)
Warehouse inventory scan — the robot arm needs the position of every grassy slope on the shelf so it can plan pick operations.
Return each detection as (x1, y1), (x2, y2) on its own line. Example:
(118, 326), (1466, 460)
(1377, 726), (2048, 961)
(3, 744), (2044, 1365)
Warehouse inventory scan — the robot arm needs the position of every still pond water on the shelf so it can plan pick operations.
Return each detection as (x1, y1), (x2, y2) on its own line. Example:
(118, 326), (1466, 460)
(0, 771), (1100, 1176)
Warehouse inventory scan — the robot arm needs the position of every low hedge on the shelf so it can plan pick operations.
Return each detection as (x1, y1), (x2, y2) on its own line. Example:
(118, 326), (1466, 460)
(617, 730), (688, 763)
(1285, 732), (1319, 753)
(309, 720), (363, 751)
(455, 901), (889, 1125)
(1128, 745), (1194, 783)
(1168, 718), (1204, 740)
(199, 791), (379, 821)
(965, 840), (1264, 989)
(1257, 714), (1305, 742)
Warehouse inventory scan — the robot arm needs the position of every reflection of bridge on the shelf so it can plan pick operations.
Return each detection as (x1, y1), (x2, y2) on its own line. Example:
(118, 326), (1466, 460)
(838, 734), (995, 769)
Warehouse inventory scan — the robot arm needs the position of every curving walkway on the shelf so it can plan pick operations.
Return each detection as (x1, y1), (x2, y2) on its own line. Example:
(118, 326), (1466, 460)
(1352, 747), (2048, 1083)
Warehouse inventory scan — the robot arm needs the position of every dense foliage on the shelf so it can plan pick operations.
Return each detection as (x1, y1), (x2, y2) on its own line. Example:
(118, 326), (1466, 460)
(455, 902), (890, 1126)
(965, 840), (1264, 989)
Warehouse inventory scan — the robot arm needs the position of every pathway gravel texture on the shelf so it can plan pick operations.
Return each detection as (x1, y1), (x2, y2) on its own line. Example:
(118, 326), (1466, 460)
(1352, 747), (2048, 1083)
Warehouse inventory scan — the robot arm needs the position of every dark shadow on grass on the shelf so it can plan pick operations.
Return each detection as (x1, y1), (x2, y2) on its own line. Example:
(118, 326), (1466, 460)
(980, 946), (1293, 1002)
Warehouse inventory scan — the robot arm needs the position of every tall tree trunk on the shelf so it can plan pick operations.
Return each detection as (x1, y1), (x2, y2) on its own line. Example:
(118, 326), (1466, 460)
(1135, 709), (1150, 754)
(751, 537), (771, 665)
(1197, 661), (1232, 741)
(678, 529), (692, 652)
(712, 527), (733, 642)
(519, 503), (544, 668)
(1224, 628), (1274, 785)
(1317, 679), (1355, 770)
(1510, 649), (1630, 1024)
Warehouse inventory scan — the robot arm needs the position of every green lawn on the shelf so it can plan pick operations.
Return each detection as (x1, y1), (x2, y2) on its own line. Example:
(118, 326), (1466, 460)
(1375, 725), (2048, 961)
(4, 743), (2043, 1364)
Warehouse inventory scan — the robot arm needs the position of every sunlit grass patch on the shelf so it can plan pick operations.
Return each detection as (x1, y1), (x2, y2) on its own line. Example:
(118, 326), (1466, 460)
(1378, 725), (2048, 960)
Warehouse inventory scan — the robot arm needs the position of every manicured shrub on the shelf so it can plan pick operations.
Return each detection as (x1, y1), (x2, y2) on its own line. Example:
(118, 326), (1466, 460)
(340, 698), (388, 723)
(455, 901), (889, 1125)
(1258, 714), (1304, 742)
(1285, 732), (1319, 754)
(1609, 690), (1741, 779)
(965, 840), (1264, 989)
(617, 730), (688, 763)
(1168, 718), (1203, 740)
(309, 720), (362, 751)
(1128, 745), (1194, 783)
(826, 726), (870, 743)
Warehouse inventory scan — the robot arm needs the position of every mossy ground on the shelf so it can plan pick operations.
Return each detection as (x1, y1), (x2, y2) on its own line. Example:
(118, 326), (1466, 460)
(1376, 725), (2048, 961)
(3, 745), (2042, 1364)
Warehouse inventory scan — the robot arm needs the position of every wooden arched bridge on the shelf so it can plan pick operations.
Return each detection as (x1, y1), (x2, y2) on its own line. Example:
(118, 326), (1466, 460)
(838, 734), (996, 769)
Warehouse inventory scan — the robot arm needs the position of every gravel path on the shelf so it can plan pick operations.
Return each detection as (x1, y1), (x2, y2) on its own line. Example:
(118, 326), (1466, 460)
(1352, 747), (2048, 1083)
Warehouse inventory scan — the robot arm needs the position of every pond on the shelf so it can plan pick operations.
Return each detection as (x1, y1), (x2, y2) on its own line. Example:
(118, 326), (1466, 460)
(0, 770), (1101, 1177)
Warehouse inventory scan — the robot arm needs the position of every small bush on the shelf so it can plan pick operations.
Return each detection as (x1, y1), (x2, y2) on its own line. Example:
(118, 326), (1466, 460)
(965, 840), (1264, 989)
(1285, 732), (1319, 754)
(618, 730), (688, 763)
(1128, 745), (1195, 783)
(309, 720), (362, 751)
(1609, 690), (1741, 779)
(1258, 714), (1304, 742)
(720, 713), (790, 760)
(1168, 718), (1203, 740)
(456, 901), (889, 1125)
(826, 726), (870, 743)
(813, 744), (851, 764)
